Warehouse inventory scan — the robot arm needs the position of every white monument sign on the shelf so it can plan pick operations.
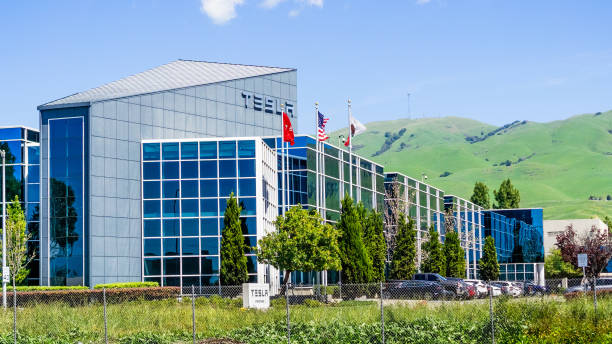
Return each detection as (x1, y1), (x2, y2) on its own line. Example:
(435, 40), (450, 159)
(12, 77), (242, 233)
(242, 283), (270, 309)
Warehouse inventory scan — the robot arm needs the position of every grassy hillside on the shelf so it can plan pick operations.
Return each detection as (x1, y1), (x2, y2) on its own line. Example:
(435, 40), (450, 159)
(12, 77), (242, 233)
(331, 111), (612, 220)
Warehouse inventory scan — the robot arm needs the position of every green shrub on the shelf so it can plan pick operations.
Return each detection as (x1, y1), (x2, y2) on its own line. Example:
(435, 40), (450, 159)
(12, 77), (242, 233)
(94, 282), (159, 289)
(14, 286), (88, 292)
(118, 332), (172, 344)
(9, 287), (180, 306)
(302, 299), (323, 307)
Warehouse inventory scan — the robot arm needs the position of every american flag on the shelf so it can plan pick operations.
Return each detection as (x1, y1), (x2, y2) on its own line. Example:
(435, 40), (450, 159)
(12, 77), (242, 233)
(317, 111), (329, 141)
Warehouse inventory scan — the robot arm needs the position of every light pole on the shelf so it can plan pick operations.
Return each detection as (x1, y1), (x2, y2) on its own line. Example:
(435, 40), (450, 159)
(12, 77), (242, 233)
(421, 173), (428, 183)
(1, 149), (6, 309)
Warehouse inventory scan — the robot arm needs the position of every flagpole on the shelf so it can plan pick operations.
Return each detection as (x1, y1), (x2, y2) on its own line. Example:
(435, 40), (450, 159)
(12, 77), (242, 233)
(348, 98), (353, 199)
(315, 102), (320, 215)
(281, 103), (286, 215)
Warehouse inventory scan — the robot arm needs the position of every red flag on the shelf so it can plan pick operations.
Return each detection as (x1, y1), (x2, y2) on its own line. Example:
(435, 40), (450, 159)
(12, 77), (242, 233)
(283, 112), (295, 146)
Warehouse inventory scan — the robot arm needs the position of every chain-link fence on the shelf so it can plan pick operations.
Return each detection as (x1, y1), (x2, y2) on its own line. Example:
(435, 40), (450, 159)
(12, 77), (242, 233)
(0, 277), (607, 343)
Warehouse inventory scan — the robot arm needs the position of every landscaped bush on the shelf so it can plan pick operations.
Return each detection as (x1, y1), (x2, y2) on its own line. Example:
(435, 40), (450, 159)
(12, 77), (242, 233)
(94, 282), (159, 289)
(8, 287), (180, 307)
(14, 286), (88, 292)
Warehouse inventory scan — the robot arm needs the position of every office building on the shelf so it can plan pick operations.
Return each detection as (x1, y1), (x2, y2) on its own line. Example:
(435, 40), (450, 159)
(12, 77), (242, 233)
(443, 195), (484, 279)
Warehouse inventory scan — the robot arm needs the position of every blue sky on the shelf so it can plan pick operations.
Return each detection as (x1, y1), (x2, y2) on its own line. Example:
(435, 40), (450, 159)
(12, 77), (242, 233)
(1, 0), (611, 133)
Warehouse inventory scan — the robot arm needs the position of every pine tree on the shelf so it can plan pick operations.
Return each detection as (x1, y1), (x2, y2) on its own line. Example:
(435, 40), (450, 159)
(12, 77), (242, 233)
(493, 178), (520, 209)
(390, 213), (417, 280)
(479, 236), (500, 282)
(421, 226), (446, 275)
(444, 229), (466, 278)
(337, 194), (373, 283)
(220, 193), (248, 285)
(364, 210), (387, 282)
(470, 181), (491, 209)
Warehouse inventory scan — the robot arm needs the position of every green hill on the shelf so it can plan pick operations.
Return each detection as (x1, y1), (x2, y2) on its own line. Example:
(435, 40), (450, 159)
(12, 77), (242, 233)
(331, 111), (612, 220)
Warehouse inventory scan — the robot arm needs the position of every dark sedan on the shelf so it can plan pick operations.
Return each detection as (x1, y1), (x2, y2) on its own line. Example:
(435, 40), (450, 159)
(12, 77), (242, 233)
(384, 280), (450, 300)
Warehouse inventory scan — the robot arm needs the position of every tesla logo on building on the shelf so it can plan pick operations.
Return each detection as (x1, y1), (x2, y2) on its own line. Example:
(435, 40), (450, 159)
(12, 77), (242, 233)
(241, 92), (294, 116)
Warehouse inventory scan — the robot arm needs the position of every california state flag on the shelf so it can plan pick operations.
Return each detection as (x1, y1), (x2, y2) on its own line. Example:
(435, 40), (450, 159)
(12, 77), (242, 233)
(344, 115), (366, 146)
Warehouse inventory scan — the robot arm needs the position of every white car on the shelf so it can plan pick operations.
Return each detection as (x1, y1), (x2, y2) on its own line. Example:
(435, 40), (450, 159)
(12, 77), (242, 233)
(487, 284), (502, 297)
(495, 281), (522, 297)
(464, 279), (489, 298)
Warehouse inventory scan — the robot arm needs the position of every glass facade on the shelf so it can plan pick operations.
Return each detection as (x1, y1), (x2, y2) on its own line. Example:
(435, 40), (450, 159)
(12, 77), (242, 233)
(141, 138), (277, 288)
(443, 195), (484, 279)
(0, 127), (40, 285)
(483, 208), (544, 264)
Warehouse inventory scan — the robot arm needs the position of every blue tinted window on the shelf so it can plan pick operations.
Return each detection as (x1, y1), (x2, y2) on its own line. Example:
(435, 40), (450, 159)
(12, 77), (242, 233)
(200, 180), (217, 198)
(144, 239), (161, 256)
(181, 142), (198, 159)
(201, 257), (219, 274)
(219, 179), (237, 197)
(238, 140), (256, 158)
(143, 162), (160, 180)
(143, 143), (160, 161)
(164, 276), (180, 286)
(181, 180), (198, 198)
(219, 160), (236, 178)
(219, 198), (229, 216)
(181, 199), (198, 217)
(239, 179), (256, 197)
(200, 160), (217, 178)
(241, 217), (257, 235)
(163, 219), (180, 236)
(182, 238), (199, 255)
(4, 141), (22, 163)
(163, 200), (180, 217)
(143, 181), (160, 199)
(244, 236), (257, 254)
(238, 159), (255, 177)
(200, 199), (218, 217)
(163, 258), (180, 274)
(0, 127), (22, 140)
(182, 257), (199, 275)
(201, 275), (219, 286)
(182, 219), (199, 236)
(247, 256), (257, 273)
(27, 185), (39, 203)
(181, 161), (198, 179)
(219, 141), (236, 158)
(162, 161), (179, 179)
(144, 258), (161, 275)
(162, 142), (179, 160)
(163, 238), (179, 256)
(201, 218), (218, 236)
(199, 142), (217, 159)
(144, 220), (161, 237)
(240, 198), (256, 216)
(28, 146), (39, 164)
(162, 181), (180, 198)
(201, 237), (219, 255)
(28, 165), (40, 181)
(143, 200), (161, 218)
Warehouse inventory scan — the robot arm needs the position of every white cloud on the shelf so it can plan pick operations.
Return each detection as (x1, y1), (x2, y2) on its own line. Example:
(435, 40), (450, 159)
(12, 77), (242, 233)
(416, 0), (431, 4)
(306, 0), (323, 7)
(289, 9), (300, 16)
(261, 0), (287, 8)
(200, 0), (244, 24)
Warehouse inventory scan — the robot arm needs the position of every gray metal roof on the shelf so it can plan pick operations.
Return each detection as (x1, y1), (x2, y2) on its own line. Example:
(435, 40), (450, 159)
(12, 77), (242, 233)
(39, 60), (294, 109)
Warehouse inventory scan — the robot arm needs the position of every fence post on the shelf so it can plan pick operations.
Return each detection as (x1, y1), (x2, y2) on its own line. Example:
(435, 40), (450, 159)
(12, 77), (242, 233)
(593, 277), (597, 319)
(489, 285), (495, 344)
(103, 287), (108, 344)
(285, 283), (291, 344)
(380, 281), (385, 344)
(192, 285), (196, 344)
(13, 286), (16, 344)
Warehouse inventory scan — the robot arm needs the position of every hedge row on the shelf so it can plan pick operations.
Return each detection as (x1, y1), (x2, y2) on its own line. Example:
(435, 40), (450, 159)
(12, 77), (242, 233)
(7, 287), (180, 307)
(564, 288), (612, 299)
(93, 282), (159, 289)
(14, 286), (89, 292)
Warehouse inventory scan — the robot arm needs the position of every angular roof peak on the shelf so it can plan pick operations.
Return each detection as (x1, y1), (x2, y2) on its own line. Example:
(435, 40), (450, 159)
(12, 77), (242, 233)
(39, 60), (294, 109)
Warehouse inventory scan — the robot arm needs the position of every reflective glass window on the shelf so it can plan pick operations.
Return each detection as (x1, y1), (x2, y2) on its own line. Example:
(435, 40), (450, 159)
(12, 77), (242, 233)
(201, 275), (219, 286)
(143, 143), (160, 161)
(181, 142), (198, 159)
(182, 219), (199, 236)
(144, 258), (161, 275)
(164, 276), (180, 286)
(199, 142), (217, 159)
(144, 220), (161, 237)
(143, 181), (160, 199)
(201, 218), (218, 236)
(182, 257), (199, 275)
(163, 258), (180, 275)
(27, 185), (40, 203)
(181, 180), (198, 198)
(200, 199), (218, 217)
(243, 236), (257, 254)
(247, 256), (257, 273)
(28, 165), (39, 181)
(182, 238), (199, 256)
(201, 237), (219, 255)
(162, 181), (180, 198)
(143, 200), (161, 218)
(241, 217), (257, 235)
(219, 141), (236, 158)
(162, 161), (179, 179)
(181, 161), (198, 179)
(201, 257), (219, 274)
(219, 198), (229, 216)
(238, 159), (255, 177)
(200, 180), (217, 198)
(143, 162), (160, 180)
(219, 179), (237, 197)
(144, 239), (161, 256)
(238, 140), (256, 158)
(162, 142), (179, 160)
(0, 127), (22, 140)
(219, 160), (236, 178)
(163, 219), (180, 236)
(181, 199), (198, 217)
(240, 198), (256, 216)
(163, 238), (179, 256)
(238, 179), (256, 197)
(183, 276), (200, 287)
(200, 161), (217, 178)
(163, 200), (180, 217)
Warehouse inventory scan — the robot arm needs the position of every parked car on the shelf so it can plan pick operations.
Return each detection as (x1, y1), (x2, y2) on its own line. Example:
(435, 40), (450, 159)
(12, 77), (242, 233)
(464, 279), (489, 298)
(445, 277), (475, 299)
(523, 282), (549, 296)
(384, 280), (451, 300)
(565, 279), (612, 294)
(487, 284), (502, 297)
(413, 273), (469, 299)
(494, 281), (522, 297)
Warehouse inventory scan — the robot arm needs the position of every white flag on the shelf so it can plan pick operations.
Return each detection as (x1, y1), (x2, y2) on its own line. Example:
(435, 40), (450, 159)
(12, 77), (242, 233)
(345, 115), (366, 146)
